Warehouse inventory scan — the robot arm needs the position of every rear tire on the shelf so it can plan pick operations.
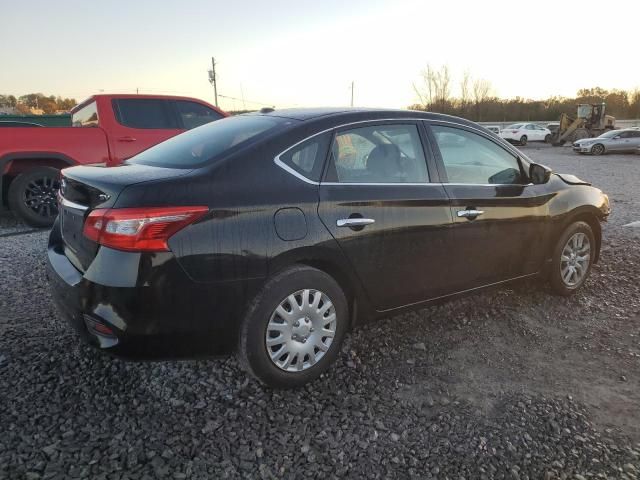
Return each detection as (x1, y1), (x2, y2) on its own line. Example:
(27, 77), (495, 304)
(548, 221), (595, 296)
(544, 134), (552, 143)
(238, 265), (348, 388)
(7, 167), (60, 227)
(519, 135), (527, 146)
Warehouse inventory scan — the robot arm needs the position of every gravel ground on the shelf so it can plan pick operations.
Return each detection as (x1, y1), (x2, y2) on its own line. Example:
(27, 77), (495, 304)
(1, 145), (640, 479)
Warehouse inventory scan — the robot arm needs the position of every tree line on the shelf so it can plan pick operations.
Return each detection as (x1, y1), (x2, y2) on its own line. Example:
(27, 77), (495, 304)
(410, 65), (640, 122)
(0, 93), (77, 114)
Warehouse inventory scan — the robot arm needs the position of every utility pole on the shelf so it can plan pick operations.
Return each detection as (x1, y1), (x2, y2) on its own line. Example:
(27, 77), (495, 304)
(350, 81), (354, 107)
(208, 57), (219, 107)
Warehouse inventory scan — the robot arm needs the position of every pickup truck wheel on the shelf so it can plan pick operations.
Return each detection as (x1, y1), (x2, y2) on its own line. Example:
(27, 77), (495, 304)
(8, 167), (60, 227)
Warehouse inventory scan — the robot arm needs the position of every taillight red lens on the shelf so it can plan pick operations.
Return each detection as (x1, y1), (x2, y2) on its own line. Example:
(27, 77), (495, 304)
(83, 206), (208, 252)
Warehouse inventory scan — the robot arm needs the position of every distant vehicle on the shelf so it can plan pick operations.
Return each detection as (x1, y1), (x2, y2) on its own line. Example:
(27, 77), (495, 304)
(573, 129), (640, 155)
(547, 122), (560, 134)
(0, 94), (226, 226)
(485, 125), (501, 135)
(0, 121), (43, 127)
(552, 103), (616, 146)
(47, 108), (611, 388)
(500, 123), (552, 146)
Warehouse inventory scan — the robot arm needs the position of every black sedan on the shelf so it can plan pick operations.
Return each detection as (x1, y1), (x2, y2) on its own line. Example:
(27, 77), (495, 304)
(47, 108), (610, 388)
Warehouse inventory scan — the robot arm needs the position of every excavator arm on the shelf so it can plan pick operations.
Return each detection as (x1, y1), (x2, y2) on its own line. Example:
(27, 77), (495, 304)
(552, 113), (584, 146)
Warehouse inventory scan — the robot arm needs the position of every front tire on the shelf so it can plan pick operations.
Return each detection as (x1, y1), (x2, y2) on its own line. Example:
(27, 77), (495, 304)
(591, 144), (605, 156)
(549, 221), (595, 296)
(238, 265), (348, 388)
(519, 135), (528, 146)
(8, 167), (60, 227)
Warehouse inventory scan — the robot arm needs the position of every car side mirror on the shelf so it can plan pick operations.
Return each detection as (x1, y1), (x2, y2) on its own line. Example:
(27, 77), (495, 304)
(529, 163), (552, 184)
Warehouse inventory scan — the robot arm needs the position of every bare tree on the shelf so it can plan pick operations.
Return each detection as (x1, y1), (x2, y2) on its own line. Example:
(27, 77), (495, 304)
(414, 64), (452, 113)
(472, 78), (492, 121)
(459, 70), (471, 117)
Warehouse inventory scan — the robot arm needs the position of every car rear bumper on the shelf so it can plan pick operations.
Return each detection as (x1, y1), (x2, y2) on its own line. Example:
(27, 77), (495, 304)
(46, 219), (262, 359)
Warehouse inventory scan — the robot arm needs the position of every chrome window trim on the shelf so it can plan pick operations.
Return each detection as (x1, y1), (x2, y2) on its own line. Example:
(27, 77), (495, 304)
(272, 116), (528, 186)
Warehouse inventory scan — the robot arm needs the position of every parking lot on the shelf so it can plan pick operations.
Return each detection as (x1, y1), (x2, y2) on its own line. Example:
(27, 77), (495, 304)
(1, 144), (639, 479)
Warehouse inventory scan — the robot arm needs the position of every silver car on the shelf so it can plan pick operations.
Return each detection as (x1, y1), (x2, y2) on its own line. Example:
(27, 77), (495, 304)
(573, 129), (640, 155)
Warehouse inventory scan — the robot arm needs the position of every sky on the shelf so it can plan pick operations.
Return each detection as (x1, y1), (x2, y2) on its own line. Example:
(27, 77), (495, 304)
(1, 0), (639, 111)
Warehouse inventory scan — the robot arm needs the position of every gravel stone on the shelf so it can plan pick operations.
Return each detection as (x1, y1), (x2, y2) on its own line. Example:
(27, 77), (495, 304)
(1, 146), (640, 479)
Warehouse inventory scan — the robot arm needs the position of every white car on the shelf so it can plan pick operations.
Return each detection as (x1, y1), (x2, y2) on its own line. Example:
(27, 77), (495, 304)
(499, 123), (552, 146)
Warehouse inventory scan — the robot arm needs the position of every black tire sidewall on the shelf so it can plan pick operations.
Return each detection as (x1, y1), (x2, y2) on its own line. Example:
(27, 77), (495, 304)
(8, 167), (60, 227)
(591, 144), (604, 156)
(549, 221), (595, 296)
(545, 134), (552, 143)
(520, 135), (527, 146)
(239, 266), (348, 388)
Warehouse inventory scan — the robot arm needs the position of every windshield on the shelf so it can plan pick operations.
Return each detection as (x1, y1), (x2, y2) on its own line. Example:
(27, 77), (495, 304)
(506, 124), (524, 129)
(127, 115), (291, 168)
(598, 130), (621, 138)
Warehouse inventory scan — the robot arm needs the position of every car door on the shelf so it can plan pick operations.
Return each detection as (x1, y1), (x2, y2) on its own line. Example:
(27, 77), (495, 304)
(318, 121), (454, 311)
(426, 122), (554, 291)
(110, 98), (182, 162)
(525, 123), (539, 141)
(626, 130), (640, 151)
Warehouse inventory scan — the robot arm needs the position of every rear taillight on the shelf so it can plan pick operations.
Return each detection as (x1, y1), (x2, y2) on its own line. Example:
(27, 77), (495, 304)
(83, 206), (208, 252)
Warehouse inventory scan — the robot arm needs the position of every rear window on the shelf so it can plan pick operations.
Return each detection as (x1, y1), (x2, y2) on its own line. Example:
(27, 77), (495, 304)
(72, 101), (99, 127)
(126, 115), (290, 168)
(506, 124), (523, 129)
(175, 101), (224, 129)
(113, 99), (179, 129)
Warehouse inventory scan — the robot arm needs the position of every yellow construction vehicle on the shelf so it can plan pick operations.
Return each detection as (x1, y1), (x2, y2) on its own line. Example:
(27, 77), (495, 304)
(551, 103), (616, 146)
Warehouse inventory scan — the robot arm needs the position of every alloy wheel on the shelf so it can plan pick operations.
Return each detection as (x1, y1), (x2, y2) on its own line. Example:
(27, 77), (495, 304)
(591, 144), (605, 155)
(265, 289), (337, 372)
(560, 232), (591, 287)
(23, 176), (59, 219)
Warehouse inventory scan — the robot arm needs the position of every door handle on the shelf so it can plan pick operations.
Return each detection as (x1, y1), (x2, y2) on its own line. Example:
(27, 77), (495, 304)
(457, 209), (485, 218)
(117, 136), (137, 142)
(336, 218), (375, 227)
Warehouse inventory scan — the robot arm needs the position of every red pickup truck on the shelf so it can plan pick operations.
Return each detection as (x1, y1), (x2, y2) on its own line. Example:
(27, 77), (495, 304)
(0, 94), (226, 226)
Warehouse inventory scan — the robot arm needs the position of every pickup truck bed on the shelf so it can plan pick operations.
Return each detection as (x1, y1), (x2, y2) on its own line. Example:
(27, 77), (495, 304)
(0, 94), (225, 226)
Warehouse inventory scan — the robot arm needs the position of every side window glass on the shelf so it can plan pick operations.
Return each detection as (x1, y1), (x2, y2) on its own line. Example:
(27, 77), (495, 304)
(526, 124), (535, 130)
(71, 101), (99, 127)
(432, 125), (525, 185)
(175, 101), (224, 129)
(279, 133), (331, 182)
(327, 124), (428, 183)
(113, 99), (179, 129)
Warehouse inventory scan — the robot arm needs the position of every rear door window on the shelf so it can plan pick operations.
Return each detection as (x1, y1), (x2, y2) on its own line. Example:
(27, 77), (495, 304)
(325, 124), (429, 183)
(113, 99), (179, 129)
(174, 101), (224, 129)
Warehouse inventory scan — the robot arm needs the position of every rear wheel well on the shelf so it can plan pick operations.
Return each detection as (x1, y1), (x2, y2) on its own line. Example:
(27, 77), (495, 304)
(292, 259), (358, 328)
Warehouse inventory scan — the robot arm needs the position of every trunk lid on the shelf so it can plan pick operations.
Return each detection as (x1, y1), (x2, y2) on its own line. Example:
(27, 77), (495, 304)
(59, 164), (193, 272)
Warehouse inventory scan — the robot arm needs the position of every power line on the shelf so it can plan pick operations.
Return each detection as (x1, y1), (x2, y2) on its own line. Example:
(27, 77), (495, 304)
(218, 94), (274, 108)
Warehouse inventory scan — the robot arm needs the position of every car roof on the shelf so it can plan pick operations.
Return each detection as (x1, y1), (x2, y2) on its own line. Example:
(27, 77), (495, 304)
(251, 107), (483, 129)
